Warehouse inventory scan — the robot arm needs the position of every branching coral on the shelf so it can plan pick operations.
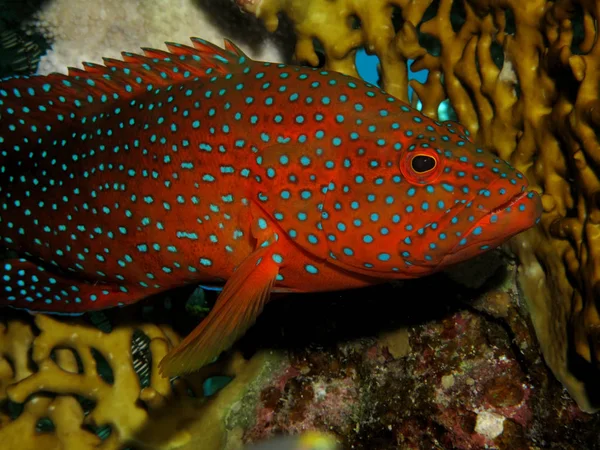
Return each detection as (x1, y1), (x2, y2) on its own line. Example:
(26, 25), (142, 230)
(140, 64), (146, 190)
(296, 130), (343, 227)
(25, 0), (284, 75)
(237, 0), (600, 412)
(0, 0), (49, 78)
(0, 314), (279, 449)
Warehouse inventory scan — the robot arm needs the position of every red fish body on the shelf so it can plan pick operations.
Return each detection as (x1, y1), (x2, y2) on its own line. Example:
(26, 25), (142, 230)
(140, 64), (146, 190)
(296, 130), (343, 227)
(0, 39), (542, 375)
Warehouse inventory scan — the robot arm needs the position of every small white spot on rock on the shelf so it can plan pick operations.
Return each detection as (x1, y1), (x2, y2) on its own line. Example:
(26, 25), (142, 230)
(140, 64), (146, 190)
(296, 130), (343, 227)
(313, 381), (327, 401)
(474, 410), (505, 440)
(441, 374), (455, 389)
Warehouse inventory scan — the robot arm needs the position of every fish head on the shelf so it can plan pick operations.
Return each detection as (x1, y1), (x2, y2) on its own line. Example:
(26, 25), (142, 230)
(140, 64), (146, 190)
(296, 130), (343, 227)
(322, 118), (542, 278)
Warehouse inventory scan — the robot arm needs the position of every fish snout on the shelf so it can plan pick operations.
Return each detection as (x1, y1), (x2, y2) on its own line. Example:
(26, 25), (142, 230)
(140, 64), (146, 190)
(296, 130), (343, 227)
(449, 188), (541, 260)
(437, 174), (542, 268)
(484, 187), (542, 235)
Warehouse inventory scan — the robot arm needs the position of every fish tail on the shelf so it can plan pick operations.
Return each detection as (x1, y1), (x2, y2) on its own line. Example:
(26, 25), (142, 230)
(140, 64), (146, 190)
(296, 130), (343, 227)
(0, 258), (140, 313)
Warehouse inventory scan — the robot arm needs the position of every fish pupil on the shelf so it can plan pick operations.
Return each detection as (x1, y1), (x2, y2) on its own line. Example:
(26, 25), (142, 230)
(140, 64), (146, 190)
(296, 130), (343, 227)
(411, 155), (436, 173)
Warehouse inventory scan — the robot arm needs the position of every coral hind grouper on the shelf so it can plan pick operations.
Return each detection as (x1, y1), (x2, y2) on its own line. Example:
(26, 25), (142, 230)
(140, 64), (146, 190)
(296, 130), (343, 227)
(0, 38), (542, 376)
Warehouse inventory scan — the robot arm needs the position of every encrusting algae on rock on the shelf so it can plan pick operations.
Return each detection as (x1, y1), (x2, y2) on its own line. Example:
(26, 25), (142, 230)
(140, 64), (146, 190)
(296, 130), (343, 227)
(237, 0), (600, 413)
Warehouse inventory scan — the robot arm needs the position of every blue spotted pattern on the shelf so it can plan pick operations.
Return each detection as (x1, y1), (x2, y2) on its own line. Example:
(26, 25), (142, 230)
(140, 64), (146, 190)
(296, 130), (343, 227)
(0, 38), (541, 313)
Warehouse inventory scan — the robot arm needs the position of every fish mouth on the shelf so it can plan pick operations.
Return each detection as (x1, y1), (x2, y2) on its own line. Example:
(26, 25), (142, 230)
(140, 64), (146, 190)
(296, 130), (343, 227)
(486, 190), (529, 215)
(398, 187), (542, 272)
(447, 188), (542, 258)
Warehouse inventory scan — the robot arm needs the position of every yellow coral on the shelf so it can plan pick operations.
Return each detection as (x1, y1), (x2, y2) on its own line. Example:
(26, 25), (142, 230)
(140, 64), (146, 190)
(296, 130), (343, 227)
(237, 0), (600, 412)
(0, 314), (278, 449)
(0, 320), (35, 398)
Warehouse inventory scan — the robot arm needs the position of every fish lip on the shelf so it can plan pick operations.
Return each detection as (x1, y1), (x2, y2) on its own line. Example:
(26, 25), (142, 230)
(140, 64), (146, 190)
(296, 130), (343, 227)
(486, 190), (528, 215)
(469, 189), (530, 233)
(397, 189), (534, 270)
(446, 190), (530, 255)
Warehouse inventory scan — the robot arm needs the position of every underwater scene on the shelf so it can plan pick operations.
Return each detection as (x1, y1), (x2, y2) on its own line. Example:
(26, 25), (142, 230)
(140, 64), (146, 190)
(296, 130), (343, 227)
(0, 0), (600, 448)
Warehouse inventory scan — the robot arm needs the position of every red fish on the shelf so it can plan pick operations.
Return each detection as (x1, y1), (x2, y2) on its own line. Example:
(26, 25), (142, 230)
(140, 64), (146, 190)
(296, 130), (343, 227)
(0, 38), (542, 376)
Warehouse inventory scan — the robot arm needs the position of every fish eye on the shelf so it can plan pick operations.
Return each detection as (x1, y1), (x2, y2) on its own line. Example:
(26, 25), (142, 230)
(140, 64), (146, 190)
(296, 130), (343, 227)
(399, 150), (442, 184)
(411, 154), (436, 173)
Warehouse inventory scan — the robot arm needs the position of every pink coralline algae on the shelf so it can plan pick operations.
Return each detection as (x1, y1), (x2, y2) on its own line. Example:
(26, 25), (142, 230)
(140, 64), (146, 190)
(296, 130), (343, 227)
(235, 260), (599, 449)
(247, 357), (360, 441)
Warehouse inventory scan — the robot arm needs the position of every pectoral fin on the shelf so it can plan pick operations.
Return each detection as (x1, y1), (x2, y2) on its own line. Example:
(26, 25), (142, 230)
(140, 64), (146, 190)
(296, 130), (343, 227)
(159, 231), (280, 377)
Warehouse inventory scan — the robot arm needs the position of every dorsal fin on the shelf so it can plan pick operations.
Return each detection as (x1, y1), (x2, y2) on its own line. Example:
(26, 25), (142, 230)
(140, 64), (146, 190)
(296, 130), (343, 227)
(190, 37), (247, 61)
(223, 39), (247, 56)
(0, 37), (248, 107)
(0, 38), (250, 165)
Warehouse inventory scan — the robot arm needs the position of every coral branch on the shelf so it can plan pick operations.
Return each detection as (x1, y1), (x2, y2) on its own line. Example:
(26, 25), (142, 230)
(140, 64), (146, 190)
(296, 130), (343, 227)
(0, 314), (282, 449)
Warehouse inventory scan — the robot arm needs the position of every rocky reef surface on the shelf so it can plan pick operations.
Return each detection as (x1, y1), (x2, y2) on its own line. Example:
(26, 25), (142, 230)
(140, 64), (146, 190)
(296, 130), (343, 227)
(227, 251), (600, 449)
(5, 250), (595, 449)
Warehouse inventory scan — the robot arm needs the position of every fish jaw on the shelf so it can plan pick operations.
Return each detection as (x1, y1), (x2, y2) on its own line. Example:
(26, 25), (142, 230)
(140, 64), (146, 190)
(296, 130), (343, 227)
(376, 164), (543, 274)
(438, 188), (542, 267)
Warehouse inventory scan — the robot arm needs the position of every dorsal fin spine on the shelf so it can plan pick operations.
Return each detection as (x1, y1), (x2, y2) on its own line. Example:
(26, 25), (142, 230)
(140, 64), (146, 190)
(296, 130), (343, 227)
(1, 38), (248, 104)
(223, 39), (247, 57)
(0, 38), (251, 165)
